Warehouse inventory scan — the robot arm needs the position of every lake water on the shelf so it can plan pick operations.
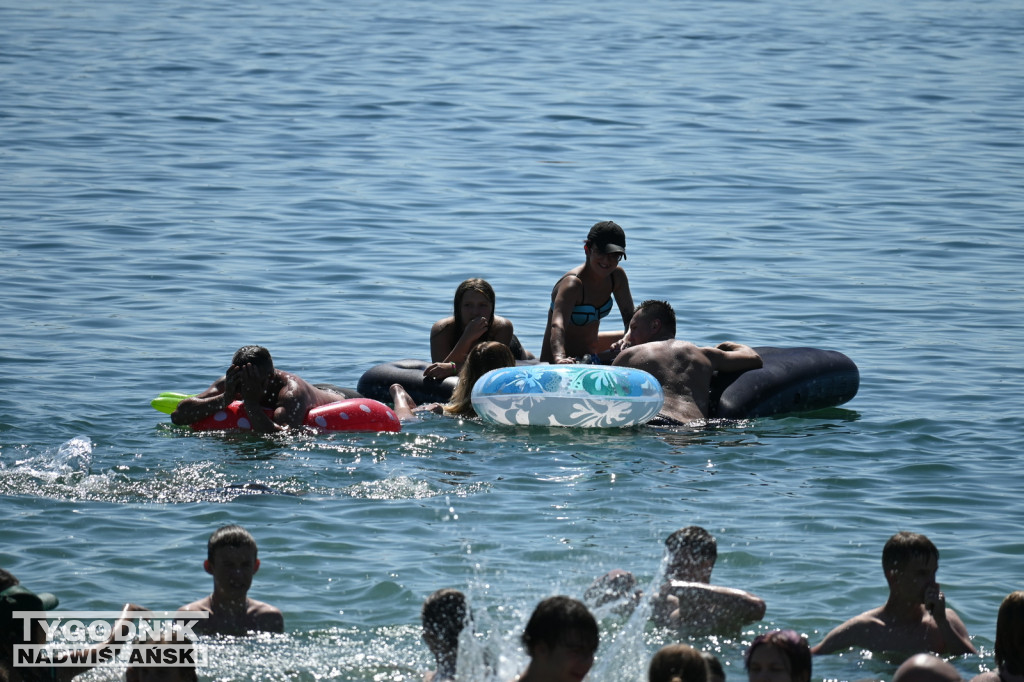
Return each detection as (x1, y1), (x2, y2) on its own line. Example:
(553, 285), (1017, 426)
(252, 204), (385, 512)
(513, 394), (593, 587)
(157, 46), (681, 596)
(1, 0), (1022, 680)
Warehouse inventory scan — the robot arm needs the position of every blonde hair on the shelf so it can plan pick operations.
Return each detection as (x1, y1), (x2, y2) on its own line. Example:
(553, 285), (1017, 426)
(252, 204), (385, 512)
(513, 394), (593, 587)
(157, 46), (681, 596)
(649, 644), (708, 682)
(443, 341), (515, 416)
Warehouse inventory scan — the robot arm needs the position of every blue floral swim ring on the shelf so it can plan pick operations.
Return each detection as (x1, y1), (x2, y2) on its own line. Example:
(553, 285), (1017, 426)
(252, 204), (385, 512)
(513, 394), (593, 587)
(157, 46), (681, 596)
(471, 365), (664, 428)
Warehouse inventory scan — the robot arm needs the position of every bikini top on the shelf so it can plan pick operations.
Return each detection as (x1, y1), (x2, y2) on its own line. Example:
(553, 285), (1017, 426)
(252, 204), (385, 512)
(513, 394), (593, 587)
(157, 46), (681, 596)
(549, 272), (615, 326)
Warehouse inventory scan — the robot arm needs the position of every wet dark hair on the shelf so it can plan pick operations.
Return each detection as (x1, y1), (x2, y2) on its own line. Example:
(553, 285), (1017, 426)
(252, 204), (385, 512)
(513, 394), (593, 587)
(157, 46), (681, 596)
(702, 652), (726, 682)
(231, 345), (274, 375)
(452, 279), (497, 338)
(745, 630), (811, 682)
(421, 588), (470, 652)
(996, 591), (1024, 675)
(635, 300), (677, 338)
(521, 595), (598, 656)
(648, 643), (708, 682)
(882, 531), (938, 572)
(207, 524), (258, 562)
(665, 526), (717, 563)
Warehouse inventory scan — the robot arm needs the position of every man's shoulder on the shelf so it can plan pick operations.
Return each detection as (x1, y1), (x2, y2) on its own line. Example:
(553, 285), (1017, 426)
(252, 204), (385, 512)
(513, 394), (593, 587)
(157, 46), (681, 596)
(247, 598), (284, 632)
(178, 596), (212, 612)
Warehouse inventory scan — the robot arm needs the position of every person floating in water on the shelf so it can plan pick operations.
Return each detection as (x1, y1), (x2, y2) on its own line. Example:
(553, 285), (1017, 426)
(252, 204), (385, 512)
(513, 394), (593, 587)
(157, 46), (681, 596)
(541, 221), (635, 365)
(424, 278), (533, 380)
(178, 525), (284, 636)
(171, 345), (352, 433)
(651, 526), (766, 633)
(612, 300), (762, 425)
(811, 531), (976, 656)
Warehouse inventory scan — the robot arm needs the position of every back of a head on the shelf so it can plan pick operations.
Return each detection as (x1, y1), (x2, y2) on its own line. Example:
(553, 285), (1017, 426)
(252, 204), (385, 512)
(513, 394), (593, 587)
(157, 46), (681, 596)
(421, 589), (469, 653)
(649, 643), (708, 682)
(231, 345), (273, 374)
(892, 654), (962, 682)
(882, 531), (938, 572)
(996, 590), (1024, 675)
(445, 341), (515, 416)
(745, 630), (811, 682)
(665, 526), (717, 564)
(702, 652), (726, 682)
(635, 300), (677, 338)
(207, 524), (258, 562)
(521, 595), (598, 657)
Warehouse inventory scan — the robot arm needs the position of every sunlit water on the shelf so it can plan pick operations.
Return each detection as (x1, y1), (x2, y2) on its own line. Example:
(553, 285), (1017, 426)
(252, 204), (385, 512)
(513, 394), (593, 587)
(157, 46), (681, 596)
(2, 0), (1022, 680)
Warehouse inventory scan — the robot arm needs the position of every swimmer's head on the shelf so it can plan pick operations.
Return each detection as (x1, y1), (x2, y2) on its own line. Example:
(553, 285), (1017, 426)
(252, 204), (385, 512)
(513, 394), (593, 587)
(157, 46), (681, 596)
(996, 591), (1024, 675)
(445, 341), (516, 416)
(421, 588), (470, 655)
(521, 595), (598, 658)
(664, 526), (717, 579)
(891, 654), (962, 682)
(632, 300), (677, 341)
(453, 279), (496, 332)
(207, 525), (258, 562)
(648, 643), (708, 682)
(882, 531), (939, 574)
(231, 345), (274, 377)
(586, 221), (626, 260)
(745, 629), (811, 682)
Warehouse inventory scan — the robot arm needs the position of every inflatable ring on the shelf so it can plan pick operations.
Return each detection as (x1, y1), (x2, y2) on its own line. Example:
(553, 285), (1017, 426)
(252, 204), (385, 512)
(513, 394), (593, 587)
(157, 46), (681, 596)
(190, 398), (401, 433)
(709, 346), (859, 419)
(357, 359), (460, 405)
(470, 364), (664, 428)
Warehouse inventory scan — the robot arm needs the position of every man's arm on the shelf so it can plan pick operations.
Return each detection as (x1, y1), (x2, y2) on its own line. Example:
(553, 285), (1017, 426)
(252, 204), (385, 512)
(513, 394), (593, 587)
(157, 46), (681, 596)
(934, 607), (976, 655)
(170, 373), (233, 425)
(57, 603), (150, 681)
(548, 278), (583, 364)
(657, 582), (766, 632)
(811, 614), (875, 655)
(703, 342), (763, 374)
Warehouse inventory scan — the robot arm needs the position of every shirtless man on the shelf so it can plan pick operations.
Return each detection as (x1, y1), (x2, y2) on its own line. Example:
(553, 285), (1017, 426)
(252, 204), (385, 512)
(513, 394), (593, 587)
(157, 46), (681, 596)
(611, 300), (762, 424)
(171, 345), (348, 433)
(650, 526), (766, 633)
(178, 525), (284, 636)
(811, 531), (976, 656)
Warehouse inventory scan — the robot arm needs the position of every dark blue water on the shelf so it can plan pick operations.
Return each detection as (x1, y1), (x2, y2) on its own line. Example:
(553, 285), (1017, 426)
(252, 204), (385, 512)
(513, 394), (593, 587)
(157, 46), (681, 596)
(2, 0), (1022, 680)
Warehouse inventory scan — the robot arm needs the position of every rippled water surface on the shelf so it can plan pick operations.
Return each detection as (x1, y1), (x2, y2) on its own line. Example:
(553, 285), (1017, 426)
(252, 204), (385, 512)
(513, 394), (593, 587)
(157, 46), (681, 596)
(2, 0), (1022, 680)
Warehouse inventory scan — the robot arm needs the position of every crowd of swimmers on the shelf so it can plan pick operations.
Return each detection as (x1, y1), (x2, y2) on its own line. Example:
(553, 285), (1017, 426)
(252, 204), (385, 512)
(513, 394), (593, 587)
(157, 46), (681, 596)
(2, 525), (1021, 682)
(169, 220), (765, 431)
(9, 223), (1016, 680)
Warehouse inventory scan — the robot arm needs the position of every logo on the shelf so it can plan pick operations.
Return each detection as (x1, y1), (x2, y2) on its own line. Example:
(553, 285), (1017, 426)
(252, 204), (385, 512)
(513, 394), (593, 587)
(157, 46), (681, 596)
(13, 611), (209, 668)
